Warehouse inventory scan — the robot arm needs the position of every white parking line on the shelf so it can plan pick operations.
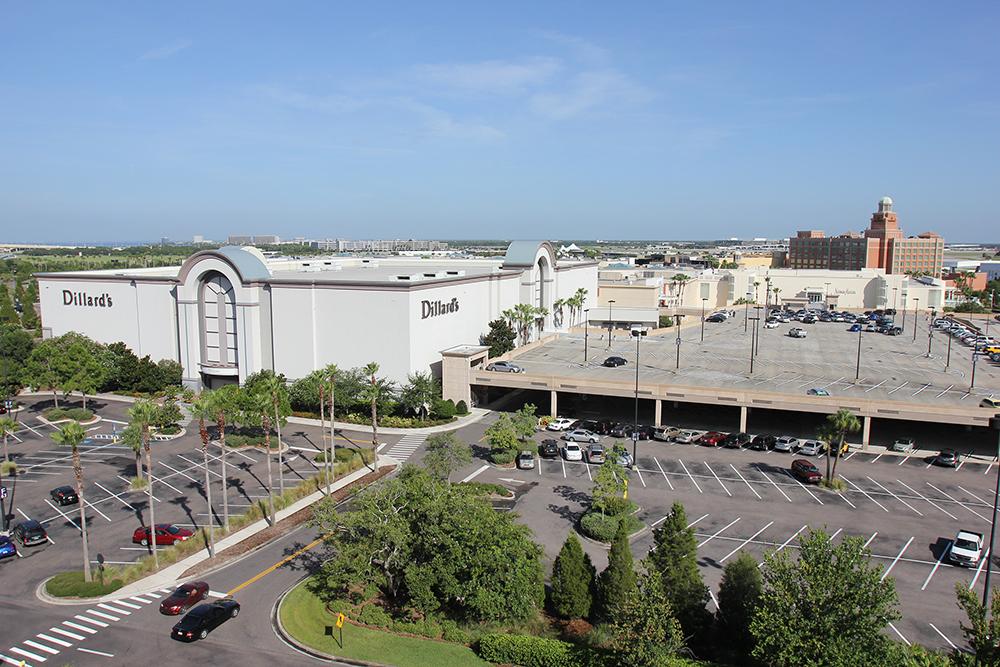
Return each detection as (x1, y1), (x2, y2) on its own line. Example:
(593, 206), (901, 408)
(897, 450), (912, 466)
(911, 383), (931, 397)
(894, 479), (957, 520)
(149, 473), (184, 495)
(704, 462), (731, 497)
(935, 384), (954, 398)
(708, 588), (718, 610)
(985, 457), (998, 476)
(922, 541), (952, 590)
(820, 376), (846, 389)
(633, 466), (645, 487)
(93, 482), (137, 511)
(828, 528), (843, 542)
(887, 381), (909, 395)
(865, 477), (923, 516)
(928, 623), (958, 651)
(865, 379), (888, 393)
(958, 485), (990, 505)
(840, 475), (889, 512)
(863, 532), (878, 548)
(158, 460), (199, 483)
(561, 458), (566, 479)
(870, 450), (886, 464)
(956, 453), (970, 471)
(926, 482), (989, 521)
(697, 517), (741, 548)
(730, 464), (762, 499)
(585, 463), (592, 481)
(653, 457), (674, 491)
(678, 459), (703, 493)
(459, 465), (488, 483)
(720, 521), (774, 563)
(686, 513), (710, 529)
(970, 548), (991, 590)
(781, 470), (823, 504)
(176, 453), (223, 479)
(889, 622), (910, 646)
(881, 536), (914, 581)
(77, 648), (115, 657)
(753, 464), (792, 502)
(116, 475), (161, 501)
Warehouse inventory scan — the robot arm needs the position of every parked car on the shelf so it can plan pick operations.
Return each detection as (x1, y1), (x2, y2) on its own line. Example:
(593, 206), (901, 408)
(609, 423), (633, 438)
(12, 520), (48, 547)
(653, 426), (680, 442)
(764, 320), (779, 329)
(886, 327), (902, 335)
(516, 451), (535, 470)
(806, 388), (830, 396)
(539, 439), (560, 459)
(563, 443), (583, 461)
(612, 449), (635, 467)
(133, 524), (194, 547)
(577, 419), (601, 433)
(603, 356), (628, 367)
(674, 429), (704, 444)
(171, 599), (240, 642)
(933, 449), (960, 468)
(788, 328), (807, 338)
(890, 438), (914, 453)
(485, 361), (523, 373)
(160, 582), (210, 616)
(722, 432), (751, 449)
(50, 485), (79, 506)
(699, 431), (727, 447)
(706, 314), (726, 323)
(0, 535), (16, 560)
(563, 429), (600, 443)
(797, 440), (826, 457)
(949, 530), (985, 567)
(791, 459), (822, 484)
(848, 323), (862, 332)
(773, 436), (799, 453)
(749, 434), (776, 451)
(585, 444), (606, 464)
(634, 425), (655, 440)
(546, 417), (576, 432)
(981, 398), (1000, 409)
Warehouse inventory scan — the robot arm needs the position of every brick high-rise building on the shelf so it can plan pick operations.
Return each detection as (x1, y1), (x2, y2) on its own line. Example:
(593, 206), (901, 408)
(787, 196), (943, 275)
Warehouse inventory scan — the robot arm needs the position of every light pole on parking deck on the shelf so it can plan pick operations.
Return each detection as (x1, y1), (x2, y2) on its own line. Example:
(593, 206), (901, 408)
(583, 308), (590, 364)
(631, 327), (647, 463)
(912, 298), (920, 342)
(701, 298), (707, 342)
(606, 300), (615, 350)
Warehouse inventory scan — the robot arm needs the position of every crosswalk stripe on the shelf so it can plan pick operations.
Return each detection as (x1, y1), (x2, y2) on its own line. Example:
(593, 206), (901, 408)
(22, 641), (58, 655)
(61, 621), (94, 635)
(1, 653), (32, 667)
(97, 603), (131, 616)
(159, 588), (173, 594)
(9, 646), (47, 662)
(35, 634), (71, 648)
(129, 595), (154, 604)
(49, 627), (84, 641)
(73, 615), (106, 628)
(144, 592), (162, 598)
(111, 599), (141, 610)
(85, 609), (119, 622)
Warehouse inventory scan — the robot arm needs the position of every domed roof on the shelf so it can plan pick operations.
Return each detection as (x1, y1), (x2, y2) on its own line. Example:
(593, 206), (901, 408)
(879, 196), (893, 206)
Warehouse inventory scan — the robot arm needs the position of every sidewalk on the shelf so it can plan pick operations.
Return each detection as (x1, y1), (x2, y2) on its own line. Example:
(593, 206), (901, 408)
(288, 407), (490, 435)
(93, 454), (398, 602)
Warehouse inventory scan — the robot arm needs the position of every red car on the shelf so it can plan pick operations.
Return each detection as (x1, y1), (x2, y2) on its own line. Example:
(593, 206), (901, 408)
(160, 581), (210, 615)
(699, 431), (727, 447)
(791, 459), (822, 484)
(133, 524), (193, 546)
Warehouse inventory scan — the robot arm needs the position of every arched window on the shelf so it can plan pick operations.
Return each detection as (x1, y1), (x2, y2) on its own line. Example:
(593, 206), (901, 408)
(200, 272), (238, 368)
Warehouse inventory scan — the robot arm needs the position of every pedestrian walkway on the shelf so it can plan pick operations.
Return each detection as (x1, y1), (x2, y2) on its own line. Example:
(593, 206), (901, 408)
(384, 433), (426, 463)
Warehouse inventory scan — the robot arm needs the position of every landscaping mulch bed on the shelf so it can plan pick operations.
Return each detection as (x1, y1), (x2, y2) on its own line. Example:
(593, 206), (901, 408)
(180, 465), (396, 578)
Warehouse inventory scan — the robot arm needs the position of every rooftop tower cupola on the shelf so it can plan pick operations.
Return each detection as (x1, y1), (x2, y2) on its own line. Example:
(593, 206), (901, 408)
(878, 195), (893, 213)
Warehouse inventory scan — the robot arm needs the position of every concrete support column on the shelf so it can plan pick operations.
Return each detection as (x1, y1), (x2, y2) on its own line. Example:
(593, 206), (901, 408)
(550, 390), (558, 417)
(862, 415), (871, 448)
(654, 399), (662, 427)
(739, 406), (748, 433)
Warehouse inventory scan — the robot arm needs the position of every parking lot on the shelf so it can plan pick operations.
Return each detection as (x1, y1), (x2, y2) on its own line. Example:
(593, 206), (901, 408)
(455, 412), (1000, 654)
(511, 309), (1000, 408)
(0, 397), (391, 589)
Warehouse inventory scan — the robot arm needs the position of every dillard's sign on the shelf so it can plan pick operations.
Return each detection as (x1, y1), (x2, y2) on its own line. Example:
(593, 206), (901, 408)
(421, 298), (459, 319)
(63, 290), (114, 308)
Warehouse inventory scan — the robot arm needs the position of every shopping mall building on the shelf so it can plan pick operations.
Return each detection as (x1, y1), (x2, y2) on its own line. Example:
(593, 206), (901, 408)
(37, 241), (596, 390)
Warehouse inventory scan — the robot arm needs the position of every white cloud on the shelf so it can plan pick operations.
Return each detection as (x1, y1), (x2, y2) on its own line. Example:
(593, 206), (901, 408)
(252, 85), (369, 113)
(412, 57), (562, 94)
(530, 69), (649, 120)
(140, 39), (192, 61)
(402, 99), (505, 142)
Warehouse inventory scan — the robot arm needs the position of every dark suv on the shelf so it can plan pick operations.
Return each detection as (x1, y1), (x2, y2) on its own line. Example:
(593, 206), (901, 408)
(749, 434), (776, 451)
(722, 432), (751, 449)
(50, 485), (79, 506)
(539, 439), (560, 459)
(13, 520), (48, 547)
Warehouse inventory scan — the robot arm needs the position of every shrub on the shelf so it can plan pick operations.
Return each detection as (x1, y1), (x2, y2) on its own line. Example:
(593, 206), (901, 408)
(156, 424), (181, 436)
(44, 407), (94, 423)
(129, 475), (148, 491)
(0, 461), (16, 475)
(658, 315), (675, 328)
(489, 449), (517, 465)
(46, 570), (123, 598)
(579, 511), (642, 543)
(440, 619), (472, 644)
(477, 633), (579, 667)
(455, 400), (469, 415)
(357, 603), (393, 629)
(432, 398), (456, 419)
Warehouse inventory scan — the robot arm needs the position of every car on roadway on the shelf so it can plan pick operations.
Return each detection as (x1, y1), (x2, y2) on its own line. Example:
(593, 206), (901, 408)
(790, 459), (822, 484)
(12, 520), (48, 547)
(797, 440), (826, 457)
(603, 356), (628, 367)
(933, 449), (960, 468)
(516, 451), (535, 470)
(949, 530), (985, 567)
(50, 485), (79, 506)
(773, 436), (799, 453)
(546, 417), (576, 432)
(674, 429), (704, 444)
(890, 438), (915, 453)
(806, 388), (830, 396)
(699, 431), (727, 447)
(788, 328), (807, 338)
(0, 535), (16, 560)
(171, 599), (241, 642)
(563, 429), (600, 443)
(653, 426), (680, 442)
(539, 439), (560, 459)
(485, 361), (523, 373)
(160, 582), (211, 616)
(133, 524), (194, 547)
(585, 444), (606, 464)
(764, 320), (779, 329)
(562, 443), (583, 461)
(981, 398), (1000, 409)
(721, 432), (752, 449)
(749, 434), (776, 451)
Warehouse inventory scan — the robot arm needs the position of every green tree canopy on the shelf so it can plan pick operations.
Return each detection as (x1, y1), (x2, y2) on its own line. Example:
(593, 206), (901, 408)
(481, 318), (516, 358)
(549, 532), (596, 619)
(398, 371), (440, 420)
(0, 323), (34, 397)
(955, 583), (1000, 665)
(717, 552), (763, 663)
(422, 432), (472, 484)
(510, 403), (538, 441)
(595, 520), (637, 623)
(484, 413), (519, 453)
(609, 573), (684, 667)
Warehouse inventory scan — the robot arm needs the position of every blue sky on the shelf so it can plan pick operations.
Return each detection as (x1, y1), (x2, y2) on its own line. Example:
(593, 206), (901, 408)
(2, 2), (998, 243)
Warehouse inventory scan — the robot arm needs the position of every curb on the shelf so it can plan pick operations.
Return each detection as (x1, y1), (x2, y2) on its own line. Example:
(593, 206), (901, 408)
(287, 408), (489, 436)
(35, 576), (101, 606)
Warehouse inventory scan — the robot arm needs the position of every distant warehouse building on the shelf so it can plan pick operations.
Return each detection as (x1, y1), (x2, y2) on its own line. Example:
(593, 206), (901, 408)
(36, 241), (596, 391)
(788, 196), (944, 276)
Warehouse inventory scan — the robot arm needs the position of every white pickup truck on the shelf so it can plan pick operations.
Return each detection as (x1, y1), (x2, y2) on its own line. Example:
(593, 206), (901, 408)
(950, 530), (985, 567)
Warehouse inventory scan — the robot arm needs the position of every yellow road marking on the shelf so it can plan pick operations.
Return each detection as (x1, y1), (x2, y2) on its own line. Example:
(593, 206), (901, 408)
(226, 536), (325, 596)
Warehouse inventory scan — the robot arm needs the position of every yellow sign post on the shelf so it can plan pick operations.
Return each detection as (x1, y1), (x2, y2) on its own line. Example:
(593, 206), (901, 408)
(336, 612), (346, 648)
(623, 478), (629, 501)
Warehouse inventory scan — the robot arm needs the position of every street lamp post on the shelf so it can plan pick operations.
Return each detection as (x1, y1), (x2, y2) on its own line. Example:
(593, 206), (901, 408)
(632, 327), (647, 463)
(748, 316), (759, 374)
(583, 308), (590, 364)
(972, 350), (981, 392)
(946, 333), (953, 370)
(607, 300), (615, 350)
(912, 298), (920, 342)
(754, 305), (763, 356)
(701, 298), (707, 342)
(855, 322), (863, 381)
(744, 300), (749, 333)
(674, 314), (683, 369)
(892, 286), (899, 315)
(926, 322), (933, 358)
(825, 282), (831, 310)
(982, 415), (1000, 611)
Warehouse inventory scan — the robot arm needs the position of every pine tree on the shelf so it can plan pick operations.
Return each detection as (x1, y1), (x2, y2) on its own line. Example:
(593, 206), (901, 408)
(549, 533), (596, 619)
(596, 520), (637, 622)
(645, 502), (712, 647)
(717, 552), (763, 663)
(611, 574), (684, 667)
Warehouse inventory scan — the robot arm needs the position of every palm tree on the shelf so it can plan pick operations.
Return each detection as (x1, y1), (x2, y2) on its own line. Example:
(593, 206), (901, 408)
(772, 286), (781, 307)
(189, 393), (216, 557)
(671, 274), (691, 306)
(318, 381), (328, 492)
(52, 421), (91, 581)
(364, 362), (382, 472)
(552, 298), (566, 328)
(121, 422), (142, 481)
(129, 399), (160, 567)
(268, 376), (291, 497)
(753, 281), (761, 303)
(821, 408), (862, 484)
(209, 385), (239, 531)
(573, 287), (589, 325)
(0, 416), (17, 463)
(245, 383), (277, 525)
(323, 365), (338, 493)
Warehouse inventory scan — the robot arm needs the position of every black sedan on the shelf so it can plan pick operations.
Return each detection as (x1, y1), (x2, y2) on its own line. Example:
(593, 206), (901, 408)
(722, 432), (752, 449)
(933, 449), (960, 468)
(603, 356), (627, 367)
(749, 434), (775, 451)
(50, 485), (79, 506)
(171, 599), (240, 641)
